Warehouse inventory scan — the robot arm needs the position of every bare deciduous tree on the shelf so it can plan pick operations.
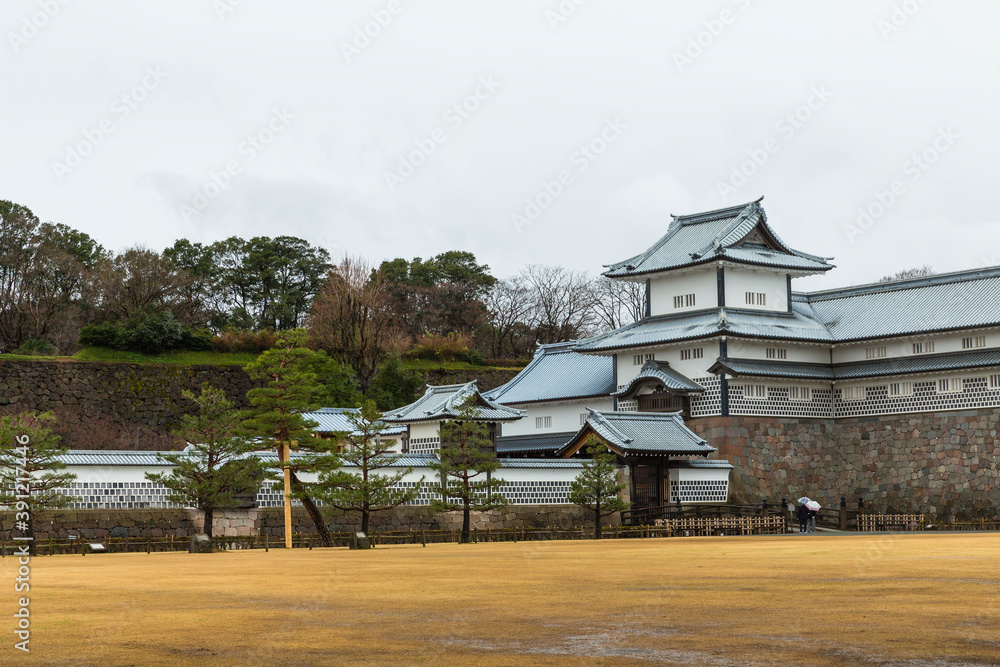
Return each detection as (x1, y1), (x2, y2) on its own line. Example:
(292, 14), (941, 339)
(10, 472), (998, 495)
(307, 256), (404, 391)
(484, 275), (533, 358)
(590, 276), (645, 332)
(522, 264), (598, 345)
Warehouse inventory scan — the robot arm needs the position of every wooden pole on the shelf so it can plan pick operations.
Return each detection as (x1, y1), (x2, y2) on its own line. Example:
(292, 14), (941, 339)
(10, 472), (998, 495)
(281, 442), (293, 550)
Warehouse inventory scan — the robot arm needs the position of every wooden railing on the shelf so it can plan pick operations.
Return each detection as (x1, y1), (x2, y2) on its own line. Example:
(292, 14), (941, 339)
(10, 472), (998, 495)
(621, 503), (787, 527)
(857, 513), (924, 532)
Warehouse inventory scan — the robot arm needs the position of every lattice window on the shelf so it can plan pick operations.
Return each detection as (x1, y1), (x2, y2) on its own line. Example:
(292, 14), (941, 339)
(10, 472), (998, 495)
(633, 353), (654, 365)
(680, 347), (703, 361)
(842, 386), (866, 401)
(937, 378), (964, 394)
(963, 335), (986, 349)
(912, 342), (934, 354)
(742, 384), (766, 399)
(991, 374), (1000, 390)
(788, 386), (811, 401)
(535, 416), (552, 429)
(766, 348), (787, 360)
(889, 381), (913, 397)
(673, 294), (695, 308)
(865, 346), (887, 359)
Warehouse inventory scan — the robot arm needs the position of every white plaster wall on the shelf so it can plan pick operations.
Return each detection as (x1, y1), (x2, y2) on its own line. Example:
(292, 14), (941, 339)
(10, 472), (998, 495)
(832, 331), (996, 364)
(724, 267), (788, 312)
(615, 339), (722, 389)
(648, 268), (718, 316)
(408, 421), (441, 440)
(501, 398), (612, 436)
(726, 339), (830, 363)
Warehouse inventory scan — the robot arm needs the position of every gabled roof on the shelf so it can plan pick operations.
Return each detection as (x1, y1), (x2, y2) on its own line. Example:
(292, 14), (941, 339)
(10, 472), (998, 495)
(603, 199), (832, 278)
(800, 266), (1000, 342)
(484, 341), (616, 405)
(300, 407), (406, 436)
(557, 410), (715, 458)
(711, 348), (1000, 382)
(612, 359), (705, 397)
(495, 432), (577, 454)
(382, 382), (524, 424)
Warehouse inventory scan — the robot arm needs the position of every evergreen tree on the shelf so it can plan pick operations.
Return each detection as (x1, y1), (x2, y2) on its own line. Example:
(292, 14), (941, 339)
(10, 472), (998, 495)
(568, 437), (629, 539)
(431, 403), (507, 543)
(145, 385), (265, 542)
(314, 401), (422, 535)
(243, 328), (338, 547)
(0, 412), (76, 555)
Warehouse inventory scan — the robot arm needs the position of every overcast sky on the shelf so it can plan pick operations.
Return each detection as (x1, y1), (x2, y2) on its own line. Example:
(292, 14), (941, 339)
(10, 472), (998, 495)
(3, 0), (999, 291)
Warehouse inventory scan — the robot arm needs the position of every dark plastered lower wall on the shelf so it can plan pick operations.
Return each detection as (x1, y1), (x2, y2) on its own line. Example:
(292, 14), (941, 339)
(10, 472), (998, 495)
(688, 407), (1000, 520)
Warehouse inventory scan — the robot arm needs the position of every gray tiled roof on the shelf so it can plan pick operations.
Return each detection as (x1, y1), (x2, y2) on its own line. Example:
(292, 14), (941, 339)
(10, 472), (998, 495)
(300, 408), (406, 436)
(604, 199), (832, 278)
(711, 348), (1000, 382)
(382, 382), (524, 424)
(484, 341), (616, 405)
(496, 432), (576, 454)
(801, 266), (1000, 342)
(612, 359), (705, 396)
(558, 410), (715, 457)
(669, 459), (733, 470)
(498, 459), (584, 469)
(60, 450), (177, 466)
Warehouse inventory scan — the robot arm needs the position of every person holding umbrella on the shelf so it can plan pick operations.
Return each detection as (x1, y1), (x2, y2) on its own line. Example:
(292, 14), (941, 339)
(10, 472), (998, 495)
(796, 498), (811, 533)
(806, 500), (821, 533)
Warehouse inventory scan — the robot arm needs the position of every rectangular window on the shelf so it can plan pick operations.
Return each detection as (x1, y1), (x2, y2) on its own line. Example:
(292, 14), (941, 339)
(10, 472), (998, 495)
(888, 381), (913, 397)
(757, 292), (766, 306)
(937, 378), (963, 394)
(865, 346), (887, 359)
(912, 342), (934, 354)
(743, 384), (766, 399)
(679, 348), (703, 361)
(962, 335), (986, 349)
(990, 374), (1000, 390)
(788, 386), (811, 401)
(535, 416), (552, 429)
(633, 353), (655, 365)
(745, 292), (755, 305)
(842, 386), (866, 401)
(580, 413), (589, 425)
(766, 348), (787, 360)
(674, 294), (695, 308)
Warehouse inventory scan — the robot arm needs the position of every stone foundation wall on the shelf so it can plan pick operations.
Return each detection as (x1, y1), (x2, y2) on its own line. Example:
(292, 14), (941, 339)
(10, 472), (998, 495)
(0, 505), (604, 541)
(689, 407), (1000, 520)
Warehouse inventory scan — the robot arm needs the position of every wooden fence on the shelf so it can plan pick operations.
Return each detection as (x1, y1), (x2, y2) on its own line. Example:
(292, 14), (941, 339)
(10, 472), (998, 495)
(857, 513), (924, 532)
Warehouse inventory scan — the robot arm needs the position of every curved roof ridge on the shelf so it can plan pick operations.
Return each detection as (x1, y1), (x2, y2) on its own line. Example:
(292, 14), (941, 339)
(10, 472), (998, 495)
(805, 265), (1000, 301)
(671, 197), (763, 222)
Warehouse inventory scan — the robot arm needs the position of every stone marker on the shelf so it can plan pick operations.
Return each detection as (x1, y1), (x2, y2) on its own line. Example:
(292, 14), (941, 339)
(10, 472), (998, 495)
(350, 532), (371, 550)
(189, 534), (213, 553)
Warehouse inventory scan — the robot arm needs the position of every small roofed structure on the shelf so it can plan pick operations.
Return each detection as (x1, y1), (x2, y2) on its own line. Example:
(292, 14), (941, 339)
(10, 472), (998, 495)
(612, 359), (705, 417)
(558, 410), (728, 509)
(382, 382), (524, 424)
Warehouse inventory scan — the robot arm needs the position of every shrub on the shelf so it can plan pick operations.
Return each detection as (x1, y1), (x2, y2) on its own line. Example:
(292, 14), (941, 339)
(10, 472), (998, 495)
(13, 338), (57, 356)
(463, 349), (484, 366)
(78, 323), (124, 349)
(407, 332), (472, 361)
(79, 309), (211, 355)
(210, 329), (278, 353)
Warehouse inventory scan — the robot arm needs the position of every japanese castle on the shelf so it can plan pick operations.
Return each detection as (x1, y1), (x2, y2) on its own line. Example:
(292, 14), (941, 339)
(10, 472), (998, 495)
(53, 198), (1000, 514)
(376, 198), (1000, 510)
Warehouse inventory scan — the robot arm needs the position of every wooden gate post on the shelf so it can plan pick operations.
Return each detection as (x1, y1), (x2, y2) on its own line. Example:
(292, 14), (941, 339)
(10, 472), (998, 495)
(839, 496), (848, 531)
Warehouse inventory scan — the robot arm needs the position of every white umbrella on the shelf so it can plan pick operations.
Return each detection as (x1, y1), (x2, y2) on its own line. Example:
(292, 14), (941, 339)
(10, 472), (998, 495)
(806, 501), (821, 511)
(797, 497), (811, 505)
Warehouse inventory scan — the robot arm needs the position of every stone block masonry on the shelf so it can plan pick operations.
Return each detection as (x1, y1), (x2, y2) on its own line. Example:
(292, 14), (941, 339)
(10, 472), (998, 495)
(0, 359), (520, 449)
(689, 407), (1000, 520)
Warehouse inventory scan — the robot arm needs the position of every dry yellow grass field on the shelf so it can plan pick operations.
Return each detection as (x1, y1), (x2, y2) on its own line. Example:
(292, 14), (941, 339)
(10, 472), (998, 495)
(4, 533), (1000, 666)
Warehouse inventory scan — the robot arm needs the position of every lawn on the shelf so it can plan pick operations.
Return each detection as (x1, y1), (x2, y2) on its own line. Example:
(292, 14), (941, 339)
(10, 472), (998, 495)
(5, 533), (999, 665)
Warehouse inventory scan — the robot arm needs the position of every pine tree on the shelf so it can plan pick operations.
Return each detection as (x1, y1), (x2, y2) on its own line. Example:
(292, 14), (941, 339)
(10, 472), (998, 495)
(568, 436), (629, 539)
(313, 400), (422, 535)
(243, 328), (338, 548)
(145, 385), (265, 543)
(0, 412), (76, 556)
(430, 402), (507, 543)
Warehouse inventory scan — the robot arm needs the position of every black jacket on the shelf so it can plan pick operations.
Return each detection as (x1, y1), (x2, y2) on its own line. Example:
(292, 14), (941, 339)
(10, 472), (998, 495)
(797, 504), (811, 521)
